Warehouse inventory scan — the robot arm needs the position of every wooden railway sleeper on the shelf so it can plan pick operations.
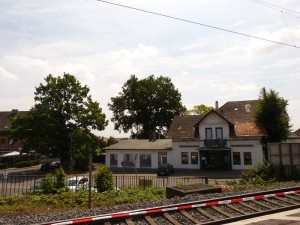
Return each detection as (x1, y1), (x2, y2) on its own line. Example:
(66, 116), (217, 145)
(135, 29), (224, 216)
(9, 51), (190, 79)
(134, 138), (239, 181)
(263, 197), (290, 207)
(285, 194), (300, 201)
(274, 196), (298, 205)
(239, 201), (262, 212)
(125, 218), (135, 225)
(180, 210), (202, 224)
(145, 215), (157, 225)
(196, 207), (217, 221)
(225, 203), (247, 215)
(253, 199), (273, 209)
(164, 212), (182, 225)
(212, 206), (234, 218)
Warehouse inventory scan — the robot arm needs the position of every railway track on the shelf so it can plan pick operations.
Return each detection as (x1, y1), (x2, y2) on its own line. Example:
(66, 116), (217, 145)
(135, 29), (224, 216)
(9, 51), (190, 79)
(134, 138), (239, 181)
(43, 186), (300, 225)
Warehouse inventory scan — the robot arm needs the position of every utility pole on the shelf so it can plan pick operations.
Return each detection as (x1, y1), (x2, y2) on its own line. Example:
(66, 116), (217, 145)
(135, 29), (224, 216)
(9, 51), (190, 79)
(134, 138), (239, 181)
(87, 132), (92, 209)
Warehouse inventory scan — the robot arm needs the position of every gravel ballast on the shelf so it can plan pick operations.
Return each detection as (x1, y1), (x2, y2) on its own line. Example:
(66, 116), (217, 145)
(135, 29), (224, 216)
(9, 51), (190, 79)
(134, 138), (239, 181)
(1, 183), (299, 225)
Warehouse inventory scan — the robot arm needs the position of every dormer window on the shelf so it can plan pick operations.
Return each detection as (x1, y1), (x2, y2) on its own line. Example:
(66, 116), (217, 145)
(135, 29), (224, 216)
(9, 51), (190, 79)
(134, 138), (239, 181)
(245, 104), (251, 113)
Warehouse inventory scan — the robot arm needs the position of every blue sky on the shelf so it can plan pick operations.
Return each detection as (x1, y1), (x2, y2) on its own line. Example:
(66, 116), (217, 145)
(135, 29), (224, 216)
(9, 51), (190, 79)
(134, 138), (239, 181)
(0, 0), (300, 137)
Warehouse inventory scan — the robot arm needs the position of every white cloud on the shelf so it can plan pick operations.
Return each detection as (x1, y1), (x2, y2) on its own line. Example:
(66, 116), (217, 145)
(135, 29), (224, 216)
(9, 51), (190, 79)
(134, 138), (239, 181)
(0, 66), (18, 82)
(61, 63), (96, 86)
(1, 0), (300, 136)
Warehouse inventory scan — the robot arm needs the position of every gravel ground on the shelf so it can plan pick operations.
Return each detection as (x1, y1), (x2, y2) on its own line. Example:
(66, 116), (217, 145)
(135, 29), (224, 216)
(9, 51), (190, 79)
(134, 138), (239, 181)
(1, 182), (299, 225)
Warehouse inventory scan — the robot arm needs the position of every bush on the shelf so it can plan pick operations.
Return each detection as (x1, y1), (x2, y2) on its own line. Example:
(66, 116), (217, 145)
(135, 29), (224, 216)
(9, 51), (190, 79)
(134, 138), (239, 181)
(94, 165), (114, 192)
(40, 174), (56, 194)
(0, 163), (7, 169)
(15, 160), (39, 168)
(55, 167), (66, 189)
(240, 161), (277, 185)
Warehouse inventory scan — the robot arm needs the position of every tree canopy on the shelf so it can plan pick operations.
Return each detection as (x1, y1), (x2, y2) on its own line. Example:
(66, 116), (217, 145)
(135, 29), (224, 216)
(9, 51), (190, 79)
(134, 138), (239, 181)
(108, 75), (186, 138)
(254, 87), (291, 142)
(8, 73), (107, 170)
(184, 104), (214, 115)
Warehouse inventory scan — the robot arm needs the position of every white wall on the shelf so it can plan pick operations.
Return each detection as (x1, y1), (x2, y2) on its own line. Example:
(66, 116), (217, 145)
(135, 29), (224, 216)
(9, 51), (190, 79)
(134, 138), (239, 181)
(105, 150), (172, 169)
(231, 139), (263, 170)
(170, 141), (200, 169)
(198, 112), (230, 141)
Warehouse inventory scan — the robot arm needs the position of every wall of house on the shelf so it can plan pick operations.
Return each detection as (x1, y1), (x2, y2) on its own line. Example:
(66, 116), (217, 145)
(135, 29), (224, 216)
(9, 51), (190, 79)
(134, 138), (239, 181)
(0, 134), (23, 153)
(105, 149), (172, 170)
(231, 139), (263, 170)
(170, 141), (200, 169)
(198, 113), (230, 141)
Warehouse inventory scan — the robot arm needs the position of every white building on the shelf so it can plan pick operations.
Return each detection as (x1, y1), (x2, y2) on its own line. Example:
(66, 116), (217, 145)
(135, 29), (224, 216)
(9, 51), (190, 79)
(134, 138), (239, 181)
(105, 100), (267, 171)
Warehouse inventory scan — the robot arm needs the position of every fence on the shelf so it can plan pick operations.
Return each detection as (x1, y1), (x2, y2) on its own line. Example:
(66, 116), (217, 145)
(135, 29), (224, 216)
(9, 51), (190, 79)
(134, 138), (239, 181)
(0, 174), (211, 198)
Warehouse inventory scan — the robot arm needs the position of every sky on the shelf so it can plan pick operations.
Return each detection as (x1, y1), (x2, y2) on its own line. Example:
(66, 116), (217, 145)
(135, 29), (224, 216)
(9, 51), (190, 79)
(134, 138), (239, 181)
(0, 0), (300, 138)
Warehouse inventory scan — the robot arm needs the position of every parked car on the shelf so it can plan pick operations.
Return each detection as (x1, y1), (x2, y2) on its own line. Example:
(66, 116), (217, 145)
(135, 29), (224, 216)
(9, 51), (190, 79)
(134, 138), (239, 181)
(157, 163), (174, 176)
(66, 176), (90, 192)
(41, 161), (61, 171)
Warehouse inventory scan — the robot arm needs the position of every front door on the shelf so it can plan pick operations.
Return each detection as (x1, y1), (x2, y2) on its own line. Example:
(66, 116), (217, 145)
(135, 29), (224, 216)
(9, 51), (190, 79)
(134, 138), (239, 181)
(200, 150), (231, 170)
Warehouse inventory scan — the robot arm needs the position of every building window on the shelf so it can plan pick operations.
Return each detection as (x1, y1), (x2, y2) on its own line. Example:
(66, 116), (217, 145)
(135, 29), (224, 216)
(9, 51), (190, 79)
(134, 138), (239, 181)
(181, 152), (188, 164)
(140, 154), (151, 167)
(191, 152), (198, 164)
(233, 152), (241, 165)
(205, 128), (213, 139)
(110, 153), (118, 167)
(216, 127), (223, 139)
(123, 154), (135, 167)
(244, 152), (252, 165)
(158, 152), (167, 165)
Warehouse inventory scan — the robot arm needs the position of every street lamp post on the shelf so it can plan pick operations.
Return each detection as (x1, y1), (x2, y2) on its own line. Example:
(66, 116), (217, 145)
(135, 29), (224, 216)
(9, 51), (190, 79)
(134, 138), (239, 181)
(87, 132), (92, 209)
(69, 132), (73, 173)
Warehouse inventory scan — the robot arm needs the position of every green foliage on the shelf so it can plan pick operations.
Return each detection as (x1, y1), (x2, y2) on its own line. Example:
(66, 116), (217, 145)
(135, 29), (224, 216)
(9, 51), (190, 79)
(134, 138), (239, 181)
(71, 129), (99, 172)
(8, 73), (107, 170)
(254, 87), (291, 142)
(15, 160), (39, 168)
(106, 136), (117, 147)
(239, 161), (277, 185)
(290, 166), (300, 181)
(55, 168), (66, 189)
(94, 165), (114, 192)
(0, 186), (166, 214)
(108, 75), (186, 138)
(0, 163), (7, 169)
(40, 174), (56, 194)
(183, 104), (214, 115)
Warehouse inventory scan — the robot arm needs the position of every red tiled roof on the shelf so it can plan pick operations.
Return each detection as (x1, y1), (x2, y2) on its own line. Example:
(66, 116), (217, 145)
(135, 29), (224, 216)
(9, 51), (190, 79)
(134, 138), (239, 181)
(167, 100), (267, 140)
(104, 139), (172, 150)
(217, 100), (267, 136)
(167, 115), (203, 139)
(0, 110), (28, 131)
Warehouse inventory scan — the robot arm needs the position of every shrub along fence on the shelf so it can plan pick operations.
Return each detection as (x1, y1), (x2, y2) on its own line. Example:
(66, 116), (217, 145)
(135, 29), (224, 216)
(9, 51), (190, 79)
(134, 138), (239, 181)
(0, 174), (210, 198)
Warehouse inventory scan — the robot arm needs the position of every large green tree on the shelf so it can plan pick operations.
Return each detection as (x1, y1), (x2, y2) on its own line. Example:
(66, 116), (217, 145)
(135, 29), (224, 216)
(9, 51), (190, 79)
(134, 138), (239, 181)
(254, 87), (291, 142)
(8, 73), (107, 170)
(183, 104), (214, 115)
(108, 75), (186, 138)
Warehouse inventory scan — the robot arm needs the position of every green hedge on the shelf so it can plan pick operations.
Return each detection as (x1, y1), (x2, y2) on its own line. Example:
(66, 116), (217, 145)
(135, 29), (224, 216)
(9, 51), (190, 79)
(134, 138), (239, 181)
(0, 163), (8, 169)
(15, 160), (39, 168)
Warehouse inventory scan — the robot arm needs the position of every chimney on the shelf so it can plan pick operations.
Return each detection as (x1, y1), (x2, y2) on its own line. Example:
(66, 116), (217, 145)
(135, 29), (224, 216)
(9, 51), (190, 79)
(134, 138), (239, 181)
(152, 130), (156, 142)
(215, 101), (219, 110)
(10, 109), (19, 116)
(149, 130), (153, 142)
